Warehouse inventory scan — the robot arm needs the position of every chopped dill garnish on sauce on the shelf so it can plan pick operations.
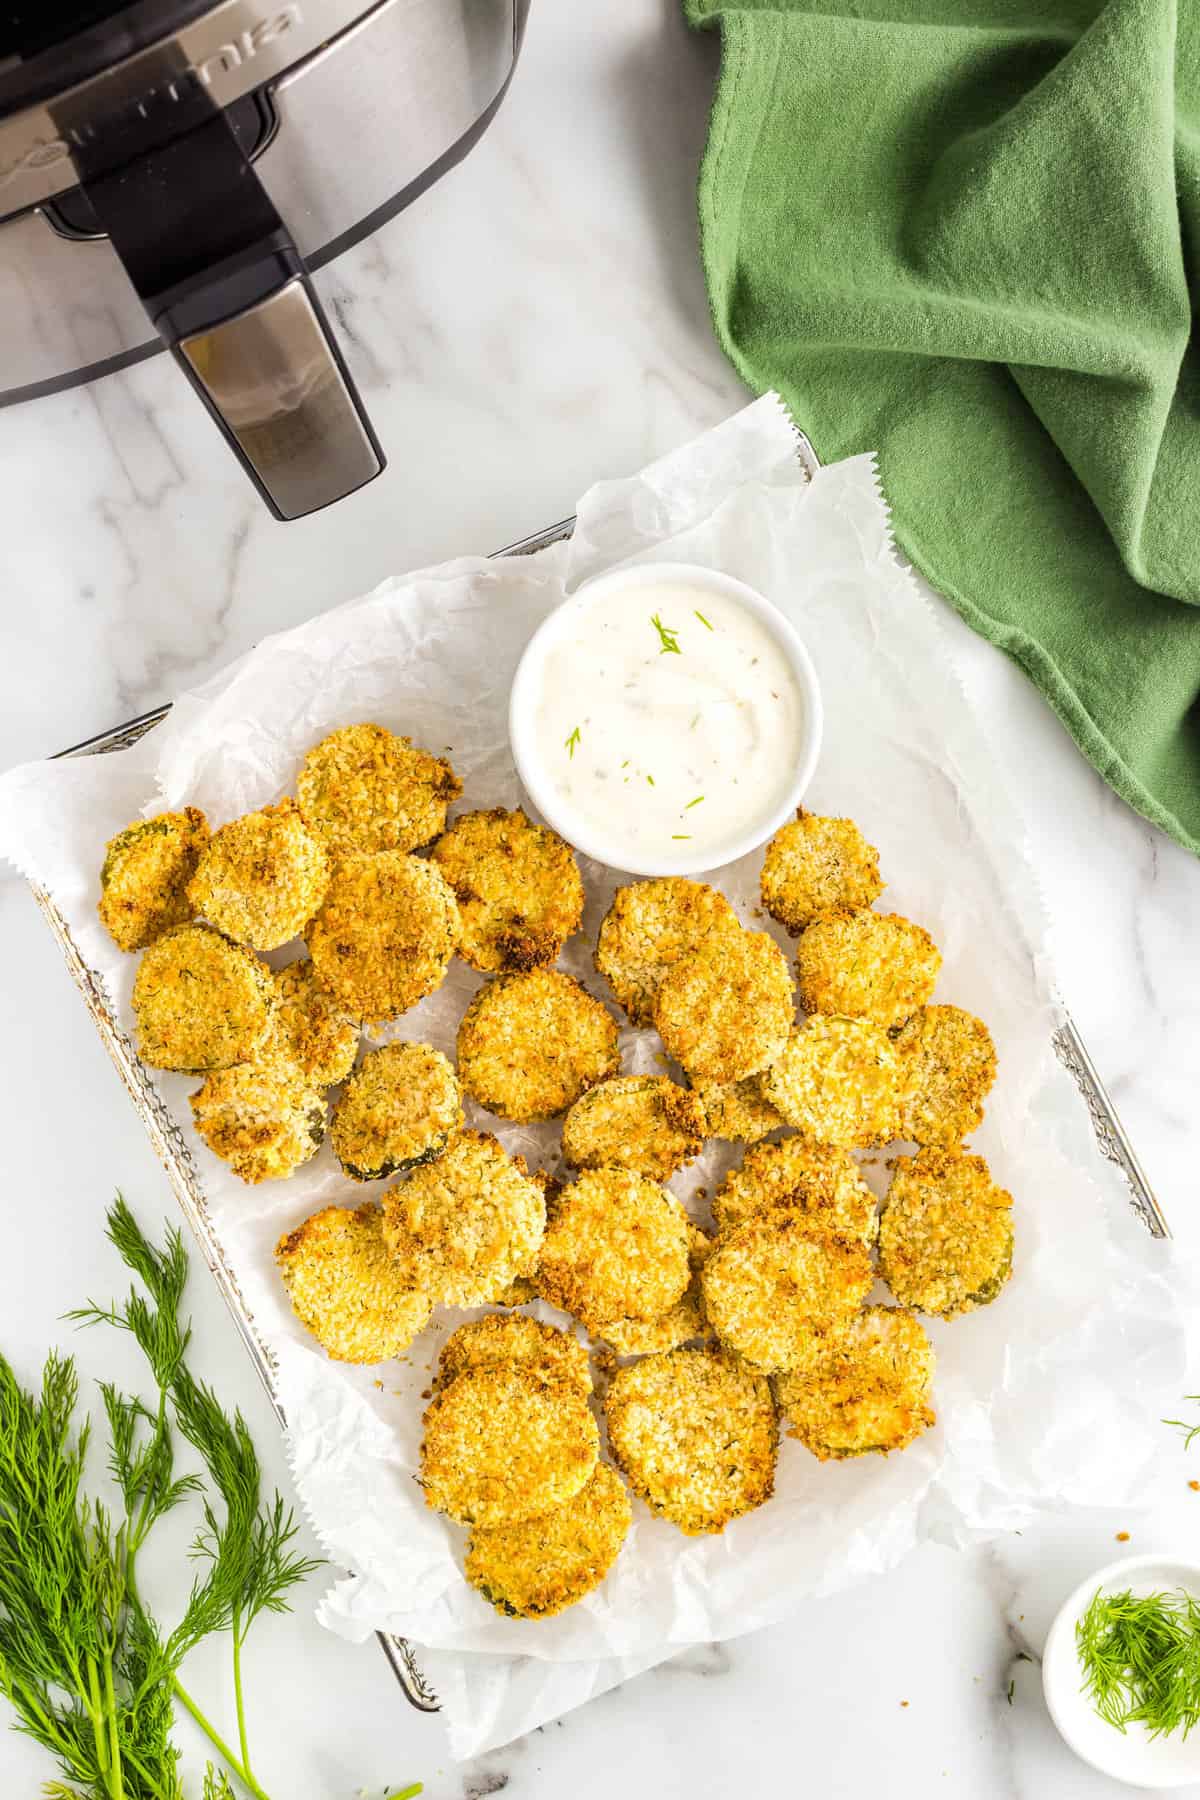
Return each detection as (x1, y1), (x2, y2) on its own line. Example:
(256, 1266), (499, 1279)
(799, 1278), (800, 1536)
(650, 613), (682, 655)
(1076, 1586), (1200, 1739)
(565, 726), (582, 757)
(694, 609), (714, 630)
(684, 795), (704, 810)
(646, 774), (655, 786)
(671, 834), (691, 840)
(621, 759), (630, 768)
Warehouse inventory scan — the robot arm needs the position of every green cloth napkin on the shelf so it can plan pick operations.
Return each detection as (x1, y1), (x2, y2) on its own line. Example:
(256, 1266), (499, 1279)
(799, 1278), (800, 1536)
(684, 0), (1200, 854)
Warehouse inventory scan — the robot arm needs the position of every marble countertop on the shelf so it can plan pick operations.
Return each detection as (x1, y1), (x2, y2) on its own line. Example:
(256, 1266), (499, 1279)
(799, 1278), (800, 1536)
(1, 2), (1197, 1795)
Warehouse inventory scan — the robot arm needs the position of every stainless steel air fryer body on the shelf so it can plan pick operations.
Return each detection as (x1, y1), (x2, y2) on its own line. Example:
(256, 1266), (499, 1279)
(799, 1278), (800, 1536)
(0, 0), (529, 517)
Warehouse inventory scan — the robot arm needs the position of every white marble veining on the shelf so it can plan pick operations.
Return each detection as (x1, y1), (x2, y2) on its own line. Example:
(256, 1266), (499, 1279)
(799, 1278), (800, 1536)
(0, 0), (1198, 1795)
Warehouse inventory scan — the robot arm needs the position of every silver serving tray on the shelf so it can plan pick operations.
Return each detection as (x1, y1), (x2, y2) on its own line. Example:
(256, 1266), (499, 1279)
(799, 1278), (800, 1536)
(28, 459), (1169, 1718)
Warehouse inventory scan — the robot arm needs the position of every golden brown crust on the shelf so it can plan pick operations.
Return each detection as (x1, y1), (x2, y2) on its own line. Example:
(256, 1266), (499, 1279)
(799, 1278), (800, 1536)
(594, 878), (740, 1026)
(593, 1224), (715, 1356)
(878, 1147), (1013, 1318)
(307, 851), (461, 1023)
(464, 1461), (631, 1618)
(561, 1076), (707, 1181)
(653, 928), (794, 1085)
(775, 1306), (935, 1460)
(894, 1005), (997, 1146)
(275, 1203), (432, 1364)
(131, 922), (276, 1072)
(429, 808), (584, 972)
(99, 807), (209, 952)
(296, 722), (461, 857)
(381, 1130), (546, 1307)
(701, 1210), (874, 1372)
(456, 969), (620, 1122)
(331, 1041), (462, 1181)
(796, 907), (941, 1030)
(760, 810), (884, 935)
(537, 1167), (691, 1332)
(268, 958), (359, 1088)
(692, 1074), (788, 1145)
(760, 1016), (902, 1147)
(712, 1135), (877, 1243)
(605, 1348), (778, 1535)
(436, 1314), (592, 1395)
(186, 799), (329, 951)
(191, 1062), (325, 1183)
(419, 1365), (599, 1526)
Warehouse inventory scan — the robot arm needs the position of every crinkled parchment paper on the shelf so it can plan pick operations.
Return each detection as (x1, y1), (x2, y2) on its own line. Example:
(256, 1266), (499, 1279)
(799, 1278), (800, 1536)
(0, 397), (1193, 1760)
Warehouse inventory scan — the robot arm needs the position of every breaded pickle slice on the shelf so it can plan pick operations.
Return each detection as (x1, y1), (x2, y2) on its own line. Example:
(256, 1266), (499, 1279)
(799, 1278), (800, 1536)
(878, 1147), (1014, 1318)
(701, 1210), (873, 1373)
(430, 807), (584, 972)
(296, 721), (460, 856)
(653, 928), (794, 1085)
(382, 1130), (545, 1307)
(187, 799), (329, 950)
(894, 1004), (997, 1146)
(693, 1073), (787, 1145)
(605, 1347), (777, 1535)
(775, 1305), (935, 1460)
(595, 877), (740, 1026)
(761, 809), (885, 935)
(99, 806), (209, 952)
(457, 969), (619, 1122)
(270, 957), (359, 1088)
(537, 1168), (690, 1333)
(796, 907), (940, 1030)
(331, 1041), (462, 1181)
(191, 1063), (325, 1184)
(437, 1314), (592, 1396)
(420, 1364), (598, 1526)
(465, 1461), (631, 1619)
(307, 851), (461, 1023)
(132, 922), (275, 1072)
(562, 1075), (706, 1181)
(712, 1135), (876, 1243)
(275, 1203), (432, 1364)
(760, 1016), (901, 1148)
(594, 1224), (714, 1356)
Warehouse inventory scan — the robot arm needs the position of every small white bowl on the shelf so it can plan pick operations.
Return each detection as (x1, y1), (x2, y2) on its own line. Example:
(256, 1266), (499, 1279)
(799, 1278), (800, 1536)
(1043, 1553), (1200, 1789)
(508, 561), (823, 877)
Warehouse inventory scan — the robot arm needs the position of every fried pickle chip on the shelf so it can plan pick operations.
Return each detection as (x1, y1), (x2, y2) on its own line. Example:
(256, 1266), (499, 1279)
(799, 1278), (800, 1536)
(594, 877), (740, 1026)
(191, 1062), (325, 1184)
(537, 1168), (691, 1331)
(331, 1041), (462, 1181)
(465, 1461), (631, 1619)
(594, 1224), (714, 1356)
(894, 1004), (997, 1146)
(775, 1306), (935, 1460)
(712, 1135), (877, 1243)
(878, 1147), (1014, 1318)
(99, 807), (209, 952)
(700, 1210), (874, 1372)
(692, 1074), (788, 1145)
(269, 957), (359, 1088)
(381, 1130), (546, 1307)
(760, 810), (884, 935)
(605, 1347), (777, 1535)
(429, 807), (584, 972)
(653, 928), (794, 1085)
(275, 1203), (432, 1365)
(456, 969), (619, 1122)
(307, 851), (461, 1023)
(296, 721), (461, 856)
(437, 1314), (592, 1395)
(796, 907), (940, 1030)
(131, 923), (275, 1072)
(420, 1365), (599, 1526)
(186, 799), (329, 951)
(561, 1076), (706, 1181)
(760, 1016), (902, 1147)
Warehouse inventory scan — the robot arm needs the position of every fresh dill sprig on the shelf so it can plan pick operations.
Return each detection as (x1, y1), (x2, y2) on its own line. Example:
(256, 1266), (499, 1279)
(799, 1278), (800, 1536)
(564, 726), (581, 758)
(693, 610), (714, 630)
(650, 614), (681, 655)
(1164, 1398), (1200, 1452)
(1076, 1587), (1200, 1739)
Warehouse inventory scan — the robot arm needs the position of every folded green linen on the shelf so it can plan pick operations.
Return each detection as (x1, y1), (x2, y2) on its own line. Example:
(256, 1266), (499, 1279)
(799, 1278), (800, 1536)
(685, 0), (1200, 853)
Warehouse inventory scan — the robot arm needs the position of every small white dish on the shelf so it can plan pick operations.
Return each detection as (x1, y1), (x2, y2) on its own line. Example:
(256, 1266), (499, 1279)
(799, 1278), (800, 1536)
(1042, 1553), (1200, 1789)
(508, 561), (823, 877)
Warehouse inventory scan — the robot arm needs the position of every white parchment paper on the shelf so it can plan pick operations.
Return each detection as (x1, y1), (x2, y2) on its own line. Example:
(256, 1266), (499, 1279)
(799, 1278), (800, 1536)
(0, 397), (1192, 1760)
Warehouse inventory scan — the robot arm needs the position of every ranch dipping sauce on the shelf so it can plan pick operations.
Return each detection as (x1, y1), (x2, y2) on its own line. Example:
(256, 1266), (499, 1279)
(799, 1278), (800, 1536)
(528, 576), (810, 868)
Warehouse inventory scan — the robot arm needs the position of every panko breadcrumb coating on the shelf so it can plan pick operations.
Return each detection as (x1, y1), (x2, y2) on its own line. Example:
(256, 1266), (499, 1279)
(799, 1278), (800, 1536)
(653, 929), (794, 1085)
(537, 1167), (691, 1331)
(269, 958), (359, 1088)
(456, 969), (619, 1122)
(605, 1348), (777, 1535)
(878, 1147), (1014, 1318)
(594, 878), (740, 1026)
(761, 810), (885, 935)
(420, 1365), (599, 1526)
(296, 721), (461, 857)
(701, 1210), (874, 1372)
(796, 907), (941, 1030)
(693, 1074), (787, 1145)
(465, 1461), (631, 1618)
(331, 1042), (462, 1181)
(595, 1224), (714, 1356)
(186, 799), (329, 951)
(760, 1016), (902, 1147)
(429, 808), (584, 972)
(381, 1130), (545, 1306)
(775, 1306), (935, 1460)
(131, 923), (276, 1072)
(99, 807), (209, 952)
(307, 851), (461, 1023)
(190, 1063), (325, 1183)
(437, 1314), (592, 1395)
(275, 1204), (432, 1364)
(561, 1076), (706, 1181)
(895, 1005), (997, 1146)
(712, 1135), (877, 1244)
